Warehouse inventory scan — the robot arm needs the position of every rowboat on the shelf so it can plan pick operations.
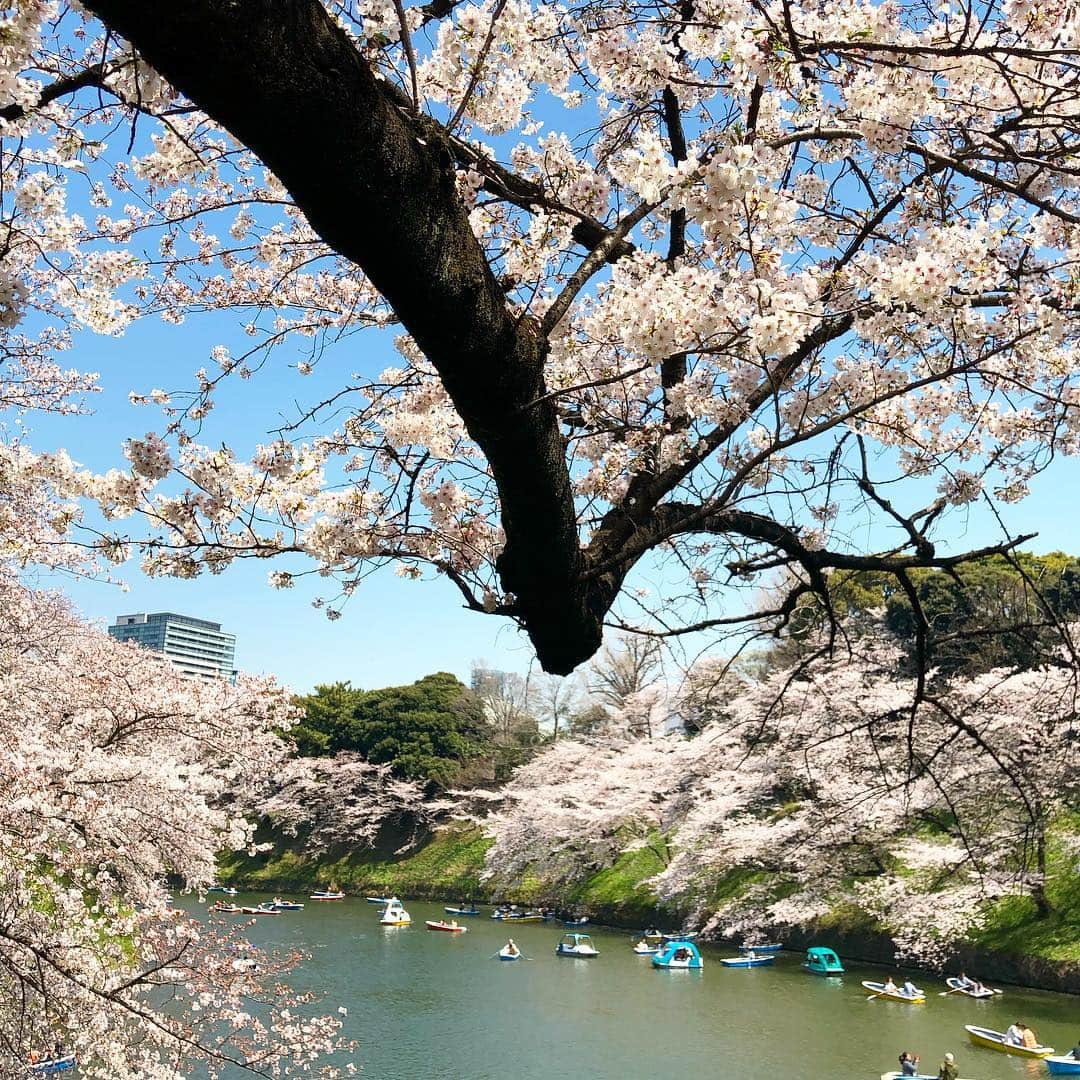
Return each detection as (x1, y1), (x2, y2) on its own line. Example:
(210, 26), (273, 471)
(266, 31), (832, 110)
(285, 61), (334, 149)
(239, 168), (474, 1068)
(270, 897), (304, 910)
(862, 980), (925, 1003)
(803, 946), (844, 975)
(633, 940), (659, 955)
(26, 1056), (77, 1075)
(556, 933), (599, 957)
(309, 891), (345, 901)
(1047, 1056), (1080, 1074)
(498, 944), (522, 961)
(210, 902), (241, 913)
(240, 904), (281, 915)
(425, 920), (467, 933)
(380, 902), (411, 926)
(945, 977), (996, 998)
(720, 953), (775, 968)
(652, 939), (703, 970)
(366, 896), (396, 905)
(444, 906), (481, 916)
(207, 885), (237, 895)
(879, 1072), (975, 1080)
(965, 1026), (1054, 1058)
(564, 916), (589, 926)
(739, 942), (782, 953)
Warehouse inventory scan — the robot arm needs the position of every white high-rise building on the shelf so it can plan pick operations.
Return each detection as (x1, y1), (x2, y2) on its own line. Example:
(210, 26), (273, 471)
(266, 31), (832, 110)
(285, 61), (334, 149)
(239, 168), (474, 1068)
(108, 612), (237, 681)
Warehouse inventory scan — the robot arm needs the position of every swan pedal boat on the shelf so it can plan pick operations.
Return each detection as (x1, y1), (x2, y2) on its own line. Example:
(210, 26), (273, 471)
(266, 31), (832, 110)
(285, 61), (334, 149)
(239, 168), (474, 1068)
(425, 920), (467, 933)
(26, 1056), (77, 1075)
(965, 1026), (1054, 1058)
(652, 940), (703, 970)
(945, 977), (996, 998)
(862, 980), (925, 1003)
(720, 954), (775, 967)
(1046, 1057), (1080, 1074)
(556, 933), (599, 957)
(380, 903), (412, 926)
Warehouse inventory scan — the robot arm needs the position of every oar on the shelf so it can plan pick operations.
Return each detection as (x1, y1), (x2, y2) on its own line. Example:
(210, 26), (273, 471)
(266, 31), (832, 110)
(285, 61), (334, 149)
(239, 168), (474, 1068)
(939, 986), (965, 996)
(865, 986), (889, 1000)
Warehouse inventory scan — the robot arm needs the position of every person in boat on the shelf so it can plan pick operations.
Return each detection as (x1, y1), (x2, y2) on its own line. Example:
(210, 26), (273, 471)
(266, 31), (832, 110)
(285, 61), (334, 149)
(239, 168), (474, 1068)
(1069, 1037), (1080, 1061)
(955, 971), (974, 990)
(1020, 1023), (1039, 1049)
(1005, 1021), (1024, 1045)
(899, 1051), (919, 1076)
(450, 920), (458, 929)
(937, 1052), (958, 1080)
(972, 978), (988, 995)
(883, 976), (899, 994)
(505, 938), (519, 956)
(902, 979), (919, 998)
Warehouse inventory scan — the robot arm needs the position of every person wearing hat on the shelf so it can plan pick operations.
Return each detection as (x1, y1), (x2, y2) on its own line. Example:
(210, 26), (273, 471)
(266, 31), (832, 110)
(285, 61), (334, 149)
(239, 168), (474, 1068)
(937, 1052), (958, 1080)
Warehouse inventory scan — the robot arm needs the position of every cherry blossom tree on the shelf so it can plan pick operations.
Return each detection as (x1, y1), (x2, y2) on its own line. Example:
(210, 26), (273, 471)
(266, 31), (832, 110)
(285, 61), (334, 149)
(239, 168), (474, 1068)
(0, 575), (351, 1077)
(478, 635), (1080, 963)
(0, 0), (1073, 672)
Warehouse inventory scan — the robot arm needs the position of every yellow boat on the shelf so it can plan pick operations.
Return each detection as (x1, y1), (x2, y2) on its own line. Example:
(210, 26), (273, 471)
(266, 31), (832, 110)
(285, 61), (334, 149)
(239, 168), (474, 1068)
(965, 1025), (1054, 1058)
(862, 980), (925, 1003)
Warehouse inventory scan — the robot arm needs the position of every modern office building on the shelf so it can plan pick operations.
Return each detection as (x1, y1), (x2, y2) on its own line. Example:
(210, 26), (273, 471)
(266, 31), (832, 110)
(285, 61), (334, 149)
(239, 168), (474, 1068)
(108, 612), (237, 681)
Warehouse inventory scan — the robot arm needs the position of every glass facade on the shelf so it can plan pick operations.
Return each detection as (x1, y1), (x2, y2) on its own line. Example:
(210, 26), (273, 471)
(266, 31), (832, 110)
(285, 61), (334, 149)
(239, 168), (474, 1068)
(108, 612), (238, 681)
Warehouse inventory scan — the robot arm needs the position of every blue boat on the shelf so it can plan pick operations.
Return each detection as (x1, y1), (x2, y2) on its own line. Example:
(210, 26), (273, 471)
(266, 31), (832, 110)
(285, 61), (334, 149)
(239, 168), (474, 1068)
(802, 946), (844, 975)
(1046, 1058), (1080, 1075)
(207, 885), (237, 895)
(27, 1056), (76, 1075)
(720, 953), (775, 968)
(739, 942), (782, 952)
(652, 939), (703, 970)
(444, 906), (481, 916)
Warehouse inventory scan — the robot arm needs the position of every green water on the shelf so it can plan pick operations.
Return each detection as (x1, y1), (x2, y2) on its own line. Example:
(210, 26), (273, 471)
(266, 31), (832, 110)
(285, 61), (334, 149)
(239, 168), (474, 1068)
(187, 895), (1079, 1080)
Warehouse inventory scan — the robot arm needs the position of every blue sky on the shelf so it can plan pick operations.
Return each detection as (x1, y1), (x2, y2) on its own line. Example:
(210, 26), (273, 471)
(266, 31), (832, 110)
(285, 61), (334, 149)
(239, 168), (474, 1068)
(26, 297), (1080, 694)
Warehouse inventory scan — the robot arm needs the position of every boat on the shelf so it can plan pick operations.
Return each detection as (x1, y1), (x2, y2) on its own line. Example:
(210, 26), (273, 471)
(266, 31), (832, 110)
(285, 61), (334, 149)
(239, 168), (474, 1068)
(506, 911), (545, 923)
(720, 953), (775, 968)
(380, 901), (411, 926)
(879, 1073), (976, 1080)
(662, 931), (697, 941)
(643, 928), (664, 945)
(652, 939), (703, 970)
(26, 1056), (77, 1075)
(207, 885), (237, 895)
(270, 897), (304, 910)
(862, 980), (925, 1003)
(309, 891), (345, 901)
(498, 944), (523, 961)
(444, 906), (481, 916)
(803, 946), (844, 975)
(490, 906), (516, 920)
(632, 939), (659, 955)
(210, 902), (242, 913)
(366, 895), (397, 905)
(739, 942), (782, 952)
(240, 904), (281, 915)
(1047, 1056), (1080, 1075)
(425, 920), (467, 933)
(965, 1025), (1054, 1058)
(564, 916), (589, 926)
(556, 933), (599, 957)
(945, 977), (996, 999)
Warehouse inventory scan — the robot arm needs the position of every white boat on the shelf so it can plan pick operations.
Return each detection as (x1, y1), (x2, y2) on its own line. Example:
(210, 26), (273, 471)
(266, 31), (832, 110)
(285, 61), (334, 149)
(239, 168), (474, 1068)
(380, 901), (411, 926)
(367, 895), (396, 905)
(556, 932), (598, 957)
(498, 944), (522, 961)
(944, 976), (997, 998)
(632, 939), (659, 955)
(309, 891), (345, 901)
(862, 979), (925, 1003)
(270, 897), (305, 910)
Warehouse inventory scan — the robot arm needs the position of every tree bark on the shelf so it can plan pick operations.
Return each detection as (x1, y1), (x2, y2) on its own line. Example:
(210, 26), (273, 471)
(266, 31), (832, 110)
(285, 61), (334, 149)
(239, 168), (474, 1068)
(82, 0), (599, 672)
